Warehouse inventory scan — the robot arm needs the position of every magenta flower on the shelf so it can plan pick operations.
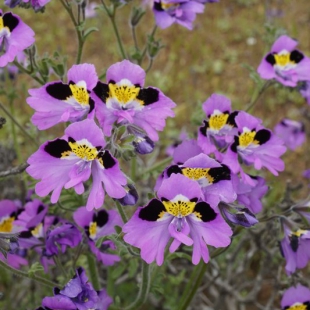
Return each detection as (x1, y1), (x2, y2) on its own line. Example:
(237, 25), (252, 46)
(281, 284), (310, 310)
(198, 94), (238, 155)
(280, 223), (310, 275)
(123, 174), (232, 265)
(41, 267), (112, 310)
(93, 60), (176, 141)
(274, 118), (306, 151)
(0, 10), (35, 67)
(222, 111), (286, 181)
(27, 64), (98, 130)
(257, 35), (310, 87)
(159, 153), (236, 208)
(74, 207), (122, 265)
(153, 0), (204, 30)
(27, 119), (127, 211)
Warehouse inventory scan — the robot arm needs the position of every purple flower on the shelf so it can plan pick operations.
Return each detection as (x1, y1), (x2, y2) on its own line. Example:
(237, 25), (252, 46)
(153, 0), (204, 30)
(42, 267), (112, 310)
(231, 174), (268, 214)
(93, 60), (176, 141)
(257, 35), (310, 87)
(281, 284), (310, 310)
(21, 0), (51, 11)
(222, 111), (286, 181)
(44, 222), (82, 257)
(117, 184), (139, 206)
(165, 129), (188, 157)
(73, 207), (122, 265)
(0, 10), (35, 67)
(220, 205), (258, 228)
(158, 153), (236, 208)
(128, 125), (155, 154)
(274, 118), (305, 151)
(280, 223), (310, 275)
(299, 81), (310, 105)
(197, 94), (238, 154)
(27, 64), (98, 130)
(123, 174), (232, 265)
(26, 119), (127, 211)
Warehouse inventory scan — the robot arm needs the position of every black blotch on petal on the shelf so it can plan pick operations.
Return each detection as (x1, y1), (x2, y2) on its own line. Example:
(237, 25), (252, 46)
(89, 98), (95, 113)
(266, 53), (276, 65)
(44, 139), (71, 158)
(93, 81), (109, 103)
(194, 202), (217, 222)
(304, 301), (310, 310)
(19, 230), (33, 239)
(254, 129), (271, 145)
(227, 111), (239, 127)
(199, 120), (208, 137)
(136, 87), (159, 105)
(289, 235), (299, 252)
(68, 137), (76, 143)
(139, 199), (166, 221)
(93, 209), (109, 228)
(190, 198), (198, 203)
(37, 205), (45, 214)
(153, 1), (164, 11)
(46, 83), (72, 100)
(3, 12), (19, 32)
(290, 50), (304, 63)
(98, 150), (116, 169)
(208, 165), (231, 183)
(230, 136), (239, 153)
(167, 165), (182, 177)
(53, 287), (61, 295)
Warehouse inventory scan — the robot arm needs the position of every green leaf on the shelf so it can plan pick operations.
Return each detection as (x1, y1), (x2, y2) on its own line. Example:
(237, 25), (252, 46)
(84, 27), (99, 40)
(28, 262), (44, 276)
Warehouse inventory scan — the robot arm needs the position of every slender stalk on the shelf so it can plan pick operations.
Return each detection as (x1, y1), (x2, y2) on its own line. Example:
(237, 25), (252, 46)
(123, 261), (151, 310)
(140, 25), (157, 62)
(0, 259), (57, 288)
(0, 163), (29, 178)
(100, 0), (127, 59)
(87, 253), (101, 291)
(132, 26), (139, 52)
(13, 60), (45, 85)
(115, 200), (128, 223)
(178, 261), (207, 310)
(9, 97), (22, 163)
(60, 0), (85, 64)
(245, 80), (274, 112)
(0, 102), (39, 147)
(145, 57), (154, 73)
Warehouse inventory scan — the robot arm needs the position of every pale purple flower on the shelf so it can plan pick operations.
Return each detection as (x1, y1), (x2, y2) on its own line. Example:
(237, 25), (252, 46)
(299, 81), (310, 105)
(280, 222), (310, 275)
(27, 64), (98, 130)
(93, 60), (176, 141)
(257, 35), (310, 87)
(222, 111), (286, 183)
(26, 119), (127, 211)
(198, 94), (238, 154)
(153, 0), (204, 30)
(274, 118), (305, 150)
(231, 174), (268, 214)
(0, 10), (35, 67)
(117, 184), (139, 206)
(41, 267), (112, 310)
(74, 207), (122, 265)
(22, 0), (51, 11)
(123, 174), (232, 265)
(281, 284), (310, 310)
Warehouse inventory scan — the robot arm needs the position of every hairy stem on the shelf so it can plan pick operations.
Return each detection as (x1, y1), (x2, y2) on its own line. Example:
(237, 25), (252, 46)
(87, 253), (101, 291)
(13, 60), (45, 85)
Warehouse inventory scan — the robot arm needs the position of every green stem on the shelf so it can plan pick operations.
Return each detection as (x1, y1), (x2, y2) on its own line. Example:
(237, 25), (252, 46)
(145, 57), (154, 73)
(123, 261), (151, 310)
(100, 0), (126, 59)
(245, 80), (274, 112)
(13, 60), (45, 85)
(177, 261), (207, 310)
(138, 156), (172, 178)
(115, 200), (128, 223)
(60, 0), (85, 64)
(0, 102), (39, 147)
(0, 259), (57, 288)
(9, 98), (22, 163)
(140, 25), (157, 63)
(87, 253), (100, 291)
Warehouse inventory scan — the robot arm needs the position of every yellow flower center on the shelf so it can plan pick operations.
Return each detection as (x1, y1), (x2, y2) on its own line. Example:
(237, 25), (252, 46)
(108, 83), (142, 106)
(182, 168), (214, 183)
(239, 131), (258, 147)
(89, 222), (97, 239)
(0, 216), (14, 233)
(209, 113), (229, 131)
(69, 84), (90, 105)
(68, 141), (98, 161)
(161, 1), (179, 10)
(162, 199), (196, 217)
(291, 229), (307, 237)
(31, 223), (43, 237)
(274, 53), (294, 67)
(286, 303), (308, 310)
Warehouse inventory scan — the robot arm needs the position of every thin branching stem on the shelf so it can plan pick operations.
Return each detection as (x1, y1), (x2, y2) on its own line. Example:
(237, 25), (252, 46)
(13, 60), (45, 85)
